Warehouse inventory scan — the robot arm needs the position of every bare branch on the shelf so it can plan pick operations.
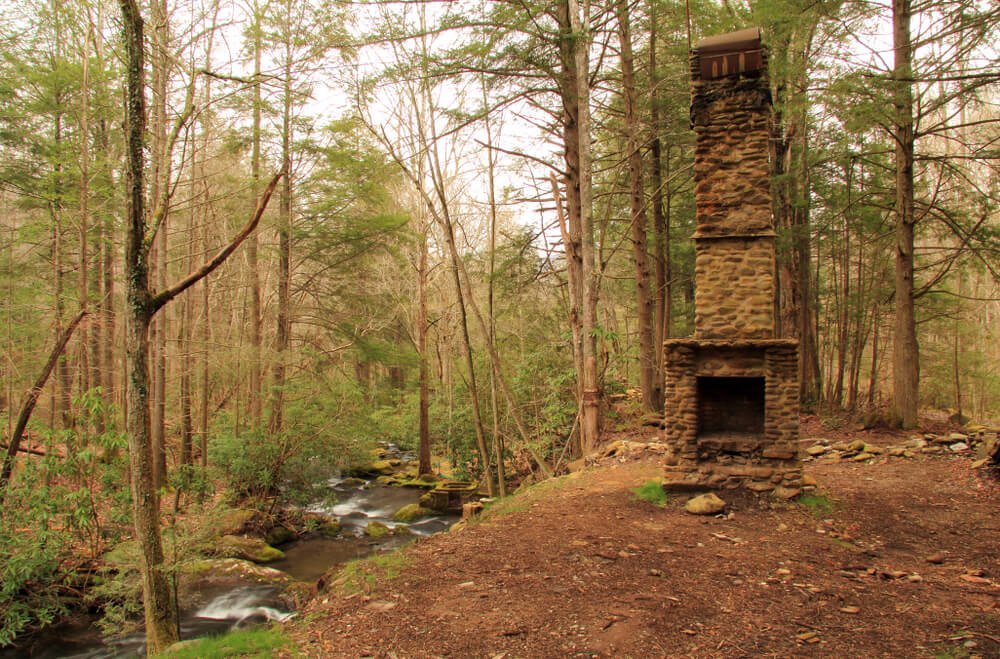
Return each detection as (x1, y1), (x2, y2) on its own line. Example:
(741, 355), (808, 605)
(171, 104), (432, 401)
(149, 169), (283, 314)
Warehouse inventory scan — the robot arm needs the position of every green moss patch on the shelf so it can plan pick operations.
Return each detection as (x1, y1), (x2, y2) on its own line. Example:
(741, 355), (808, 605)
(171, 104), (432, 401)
(162, 627), (290, 658)
(331, 552), (410, 596)
(797, 493), (835, 516)
(630, 480), (668, 508)
(217, 535), (285, 563)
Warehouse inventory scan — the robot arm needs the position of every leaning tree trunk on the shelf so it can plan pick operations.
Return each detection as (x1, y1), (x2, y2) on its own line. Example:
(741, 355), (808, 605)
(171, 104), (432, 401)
(0, 310), (87, 506)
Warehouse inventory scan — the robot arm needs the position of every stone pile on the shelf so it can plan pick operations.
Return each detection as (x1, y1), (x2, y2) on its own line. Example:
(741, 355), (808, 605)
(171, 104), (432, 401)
(802, 429), (1000, 466)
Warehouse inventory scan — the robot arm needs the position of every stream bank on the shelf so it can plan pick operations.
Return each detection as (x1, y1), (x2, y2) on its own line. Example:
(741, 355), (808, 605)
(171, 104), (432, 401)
(1, 444), (462, 658)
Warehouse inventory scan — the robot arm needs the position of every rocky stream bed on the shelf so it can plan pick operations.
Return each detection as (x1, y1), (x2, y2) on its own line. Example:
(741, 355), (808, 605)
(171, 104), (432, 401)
(3, 446), (462, 658)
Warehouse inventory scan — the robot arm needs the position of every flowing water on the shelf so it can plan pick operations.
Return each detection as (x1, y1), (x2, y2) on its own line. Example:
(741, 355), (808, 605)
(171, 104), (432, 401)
(3, 467), (458, 658)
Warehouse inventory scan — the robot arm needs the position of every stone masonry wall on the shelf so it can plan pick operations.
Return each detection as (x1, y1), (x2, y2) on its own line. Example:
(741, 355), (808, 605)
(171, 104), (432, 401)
(690, 77), (773, 239)
(694, 237), (775, 339)
(689, 51), (776, 337)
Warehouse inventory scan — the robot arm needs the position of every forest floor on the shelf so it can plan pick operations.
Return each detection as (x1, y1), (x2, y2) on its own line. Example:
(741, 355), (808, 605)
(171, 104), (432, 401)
(286, 419), (1000, 658)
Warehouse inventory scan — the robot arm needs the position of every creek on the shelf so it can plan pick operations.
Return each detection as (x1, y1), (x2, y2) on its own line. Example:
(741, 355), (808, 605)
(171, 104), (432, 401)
(4, 470), (458, 658)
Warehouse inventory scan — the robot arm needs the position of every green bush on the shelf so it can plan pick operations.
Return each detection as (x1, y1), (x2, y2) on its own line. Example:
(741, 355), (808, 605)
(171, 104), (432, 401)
(209, 378), (378, 506)
(0, 521), (68, 646)
(1, 396), (132, 646)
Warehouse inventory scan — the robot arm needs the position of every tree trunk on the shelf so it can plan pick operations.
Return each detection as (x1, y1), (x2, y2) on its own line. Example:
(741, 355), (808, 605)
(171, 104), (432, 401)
(149, 0), (169, 488)
(834, 182), (850, 406)
(412, 51), (494, 494)
(416, 214), (431, 476)
(78, 37), (92, 401)
(616, 0), (659, 412)
(119, 0), (179, 649)
(867, 304), (880, 407)
(53, 116), (74, 430)
(891, 0), (919, 429)
(92, 5), (117, 416)
(554, 2), (585, 454)
(648, 8), (670, 378)
(566, 0), (600, 453)
(482, 78), (506, 496)
(269, 12), (292, 436)
(179, 149), (196, 467)
(199, 211), (211, 467)
(248, 3), (263, 428)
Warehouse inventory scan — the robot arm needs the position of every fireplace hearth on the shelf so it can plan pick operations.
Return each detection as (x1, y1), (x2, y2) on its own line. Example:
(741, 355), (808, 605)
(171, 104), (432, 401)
(661, 28), (802, 495)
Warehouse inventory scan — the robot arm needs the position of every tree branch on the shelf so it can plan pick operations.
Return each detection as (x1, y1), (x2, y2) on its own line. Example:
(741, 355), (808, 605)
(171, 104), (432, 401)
(149, 169), (283, 314)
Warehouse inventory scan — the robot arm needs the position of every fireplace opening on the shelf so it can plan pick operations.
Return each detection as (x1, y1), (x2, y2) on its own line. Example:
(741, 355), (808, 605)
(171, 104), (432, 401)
(697, 376), (765, 436)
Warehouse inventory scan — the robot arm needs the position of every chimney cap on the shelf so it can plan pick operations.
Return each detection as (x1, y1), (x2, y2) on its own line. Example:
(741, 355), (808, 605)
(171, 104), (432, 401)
(694, 27), (764, 80)
(695, 27), (763, 53)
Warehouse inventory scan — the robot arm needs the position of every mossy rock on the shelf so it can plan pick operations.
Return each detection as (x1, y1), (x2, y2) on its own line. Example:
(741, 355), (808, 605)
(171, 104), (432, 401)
(217, 535), (285, 564)
(340, 477), (367, 487)
(347, 460), (395, 478)
(392, 504), (433, 523)
(217, 508), (261, 535)
(365, 521), (391, 538)
(375, 475), (400, 486)
(397, 475), (439, 489)
(300, 512), (340, 538)
(317, 519), (341, 538)
(265, 525), (295, 547)
(180, 558), (289, 585)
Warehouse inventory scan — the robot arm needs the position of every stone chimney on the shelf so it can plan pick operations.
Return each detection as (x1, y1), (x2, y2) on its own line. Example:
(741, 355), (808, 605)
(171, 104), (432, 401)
(662, 28), (802, 496)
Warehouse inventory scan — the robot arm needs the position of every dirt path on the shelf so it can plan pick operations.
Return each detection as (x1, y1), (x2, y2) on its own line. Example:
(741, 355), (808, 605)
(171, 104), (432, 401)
(288, 441), (1000, 658)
